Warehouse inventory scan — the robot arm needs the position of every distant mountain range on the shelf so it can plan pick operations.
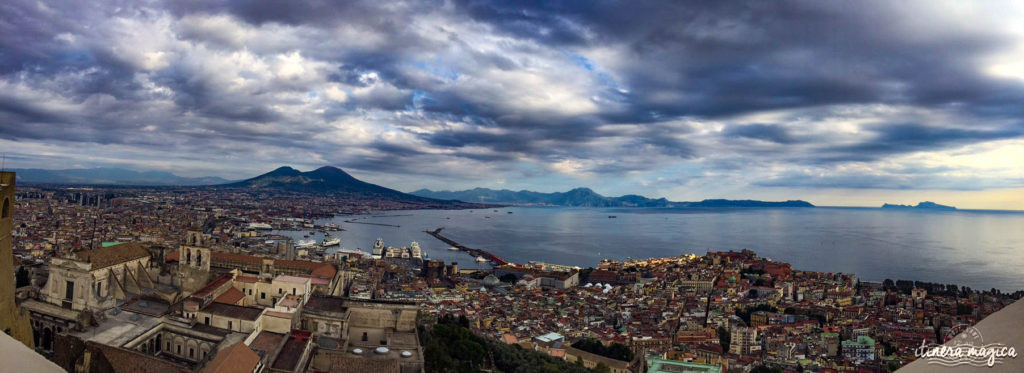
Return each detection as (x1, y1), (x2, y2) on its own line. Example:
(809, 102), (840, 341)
(220, 166), (454, 204)
(882, 201), (956, 210)
(411, 187), (814, 208)
(10, 168), (230, 186)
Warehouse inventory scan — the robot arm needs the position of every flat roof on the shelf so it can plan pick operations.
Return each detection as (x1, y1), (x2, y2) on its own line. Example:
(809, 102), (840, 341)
(647, 356), (722, 373)
(535, 332), (564, 342)
(275, 275), (312, 284)
(70, 308), (162, 346)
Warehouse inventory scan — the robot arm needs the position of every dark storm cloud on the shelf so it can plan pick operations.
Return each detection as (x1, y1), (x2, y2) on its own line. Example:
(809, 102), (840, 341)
(457, 1), (1024, 119)
(799, 123), (1024, 165)
(847, 123), (1022, 154)
(1, 0), (1023, 191)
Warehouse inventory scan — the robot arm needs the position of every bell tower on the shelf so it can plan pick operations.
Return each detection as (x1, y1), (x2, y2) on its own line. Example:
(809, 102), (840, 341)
(0, 172), (35, 348)
(178, 230), (212, 292)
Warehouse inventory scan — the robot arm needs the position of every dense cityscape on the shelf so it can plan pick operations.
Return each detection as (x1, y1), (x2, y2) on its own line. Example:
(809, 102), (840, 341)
(5, 0), (1024, 371)
(2, 173), (1021, 372)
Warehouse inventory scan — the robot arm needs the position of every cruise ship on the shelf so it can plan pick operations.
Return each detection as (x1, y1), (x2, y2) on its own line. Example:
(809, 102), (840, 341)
(296, 239), (317, 248)
(321, 238), (341, 247)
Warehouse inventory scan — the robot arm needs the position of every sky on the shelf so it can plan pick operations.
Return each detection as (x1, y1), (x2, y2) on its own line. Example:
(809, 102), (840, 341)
(1, 1), (1023, 209)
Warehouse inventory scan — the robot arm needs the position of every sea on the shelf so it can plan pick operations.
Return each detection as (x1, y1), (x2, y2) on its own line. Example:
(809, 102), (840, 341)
(275, 206), (1024, 291)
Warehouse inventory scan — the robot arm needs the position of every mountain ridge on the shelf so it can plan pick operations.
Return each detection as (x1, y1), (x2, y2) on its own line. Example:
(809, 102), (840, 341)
(220, 165), (453, 205)
(9, 167), (230, 186)
(411, 187), (814, 208)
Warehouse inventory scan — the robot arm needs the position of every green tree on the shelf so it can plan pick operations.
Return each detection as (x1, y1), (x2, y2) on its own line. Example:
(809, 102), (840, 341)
(594, 362), (611, 373)
(717, 326), (731, 351)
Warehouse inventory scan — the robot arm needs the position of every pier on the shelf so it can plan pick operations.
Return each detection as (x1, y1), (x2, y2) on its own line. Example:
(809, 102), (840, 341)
(424, 227), (510, 266)
(343, 217), (401, 227)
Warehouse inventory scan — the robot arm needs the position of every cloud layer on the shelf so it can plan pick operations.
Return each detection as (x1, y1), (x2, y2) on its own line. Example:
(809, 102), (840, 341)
(2, 0), (1023, 206)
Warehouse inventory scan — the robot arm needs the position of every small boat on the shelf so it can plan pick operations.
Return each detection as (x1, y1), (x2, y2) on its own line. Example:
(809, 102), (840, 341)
(608, 215), (617, 218)
(322, 238), (341, 247)
(448, 247), (459, 251)
(476, 256), (488, 263)
(507, 211), (512, 214)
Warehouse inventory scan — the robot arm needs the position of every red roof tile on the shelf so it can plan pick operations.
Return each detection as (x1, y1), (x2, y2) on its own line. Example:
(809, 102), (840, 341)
(201, 342), (259, 373)
(213, 286), (245, 305)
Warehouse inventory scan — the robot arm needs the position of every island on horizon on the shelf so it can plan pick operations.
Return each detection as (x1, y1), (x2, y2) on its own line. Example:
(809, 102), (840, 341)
(881, 201), (957, 210)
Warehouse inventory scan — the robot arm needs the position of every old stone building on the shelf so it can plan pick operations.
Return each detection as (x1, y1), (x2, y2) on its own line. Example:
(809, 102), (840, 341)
(22, 240), (182, 352)
(0, 171), (35, 348)
(304, 296), (424, 373)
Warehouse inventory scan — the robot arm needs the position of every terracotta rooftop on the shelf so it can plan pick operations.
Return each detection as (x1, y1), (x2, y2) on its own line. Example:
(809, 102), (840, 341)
(166, 250), (336, 279)
(235, 275), (258, 283)
(249, 332), (285, 354)
(73, 242), (150, 270)
(193, 275), (233, 298)
(86, 341), (191, 373)
(202, 303), (263, 321)
(211, 251), (263, 265)
(276, 259), (337, 279)
(271, 331), (311, 371)
(213, 286), (245, 305)
(201, 342), (259, 373)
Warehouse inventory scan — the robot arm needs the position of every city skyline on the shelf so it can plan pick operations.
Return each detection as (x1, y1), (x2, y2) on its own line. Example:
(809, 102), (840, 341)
(2, 1), (1024, 209)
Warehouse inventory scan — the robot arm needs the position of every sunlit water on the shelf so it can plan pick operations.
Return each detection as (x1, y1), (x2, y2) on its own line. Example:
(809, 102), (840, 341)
(277, 206), (1024, 291)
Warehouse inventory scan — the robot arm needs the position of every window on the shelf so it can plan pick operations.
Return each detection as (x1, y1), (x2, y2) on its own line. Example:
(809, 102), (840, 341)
(1, 198), (9, 218)
(278, 288), (282, 294)
(261, 292), (265, 299)
(189, 348), (194, 358)
(204, 317), (210, 325)
(65, 280), (75, 300)
(292, 288), (296, 295)
(177, 345), (181, 354)
(228, 321), (232, 330)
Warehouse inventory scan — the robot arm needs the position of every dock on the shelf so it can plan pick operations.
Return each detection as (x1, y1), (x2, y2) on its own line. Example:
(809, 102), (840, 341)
(343, 218), (400, 228)
(424, 227), (510, 266)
